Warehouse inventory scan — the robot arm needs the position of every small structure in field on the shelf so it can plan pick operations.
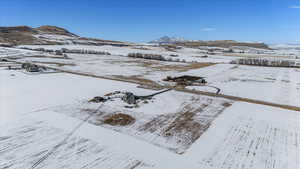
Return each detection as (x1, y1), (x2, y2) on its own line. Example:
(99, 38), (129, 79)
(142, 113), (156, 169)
(21, 63), (46, 72)
(163, 75), (207, 85)
(122, 92), (137, 104)
(89, 89), (172, 106)
(26, 65), (40, 72)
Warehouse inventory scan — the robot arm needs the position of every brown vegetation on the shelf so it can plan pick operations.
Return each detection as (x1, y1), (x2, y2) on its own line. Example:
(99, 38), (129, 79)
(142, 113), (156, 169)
(175, 40), (270, 49)
(112, 59), (214, 72)
(0, 25), (128, 46)
(138, 98), (232, 153)
(0, 26), (63, 45)
(153, 62), (215, 72)
(35, 25), (77, 36)
(103, 113), (135, 126)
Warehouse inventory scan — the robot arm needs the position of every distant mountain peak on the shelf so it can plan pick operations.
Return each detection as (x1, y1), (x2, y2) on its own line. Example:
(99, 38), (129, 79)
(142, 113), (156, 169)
(149, 36), (188, 44)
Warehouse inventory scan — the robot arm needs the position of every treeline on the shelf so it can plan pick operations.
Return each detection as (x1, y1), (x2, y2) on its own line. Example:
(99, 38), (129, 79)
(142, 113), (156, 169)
(127, 53), (187, 63)
(127, 53), (165, 61)
(231, 58), (299, 68)
(20, 47), (111, 55)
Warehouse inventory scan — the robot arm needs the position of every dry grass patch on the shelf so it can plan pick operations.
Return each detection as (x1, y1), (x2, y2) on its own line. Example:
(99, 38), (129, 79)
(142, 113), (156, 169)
(103, 113), (135, 126)
(153, 62), (215, 72)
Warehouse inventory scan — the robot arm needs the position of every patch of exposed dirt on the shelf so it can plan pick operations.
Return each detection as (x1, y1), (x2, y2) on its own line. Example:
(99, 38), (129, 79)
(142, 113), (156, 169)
(139, 103), (210, 148)
(175, 40), (270, 49)
(109, 58), (214, 72)
(103, 113), (135, 126)
(108, 59), (159, 68)
(137, 97), (232, 153)
(153, 62), (215, 72)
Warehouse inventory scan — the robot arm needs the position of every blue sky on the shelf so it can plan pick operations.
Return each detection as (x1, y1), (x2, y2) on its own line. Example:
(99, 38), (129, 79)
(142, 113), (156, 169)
(0, 0), (300, 43)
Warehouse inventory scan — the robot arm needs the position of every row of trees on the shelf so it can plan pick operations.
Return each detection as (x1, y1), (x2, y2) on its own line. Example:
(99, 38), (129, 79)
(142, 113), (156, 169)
(127, 53), (165, 61)
(231, 58), (298, 68)
(59, 48), (111, 55)
(127, 53), (188, 63)
(20, 47), (111, 56)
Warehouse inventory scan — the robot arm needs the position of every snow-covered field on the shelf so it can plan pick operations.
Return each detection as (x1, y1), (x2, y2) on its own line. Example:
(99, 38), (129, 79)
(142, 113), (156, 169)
(49, 91), (232, 154)
(1, 44), (300, 169)
(0, 47), (43, 58)
(0, 68), (163, 169)
(1, 68), (299, 169)
(192, 102), (300, 169)
(11, 50), (300, 107)
(3, 44), (300, 106)
(18, 44), (238, 63)
(1, 117), (152, 169)
(184, 64), (300, 107)
(269, 43), (300, 56)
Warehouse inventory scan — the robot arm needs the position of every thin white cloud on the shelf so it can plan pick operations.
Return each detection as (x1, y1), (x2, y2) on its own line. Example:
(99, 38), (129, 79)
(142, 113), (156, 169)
(289, 5), (300, 8)
(201, 27), (216, 32)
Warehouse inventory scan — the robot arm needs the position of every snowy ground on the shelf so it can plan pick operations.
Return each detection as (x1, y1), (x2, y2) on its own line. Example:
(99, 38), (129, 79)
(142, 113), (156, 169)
(1, 68), (299, 169)
(1, 44), (300, 169)
(0, 68), (164, 169)
(0, 47), (43, 58)
(49, 91), (231, 154)
(3, 45), (300, 106)
(183, 64), (300, 107)
(13, 52), (217, 88)
(18, 45), (239, 63)
(11, 51), (300, 107)
(19, 44), (300, 61)
(190, 102), (300, 169)
(0, 117), (152, 169)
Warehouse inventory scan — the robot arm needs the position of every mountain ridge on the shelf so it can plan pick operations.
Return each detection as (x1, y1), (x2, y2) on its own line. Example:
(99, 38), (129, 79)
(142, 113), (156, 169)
(0, 25), (128, 46)
(149, 36), (188, 44)
(149, 36), (270, 49)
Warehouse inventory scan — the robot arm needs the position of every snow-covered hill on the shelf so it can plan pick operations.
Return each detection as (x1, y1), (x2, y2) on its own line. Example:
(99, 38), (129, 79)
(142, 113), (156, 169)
(0, 25), (129, 46)
(269, 43), (300, 50)
(149, 36), (189, 44)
